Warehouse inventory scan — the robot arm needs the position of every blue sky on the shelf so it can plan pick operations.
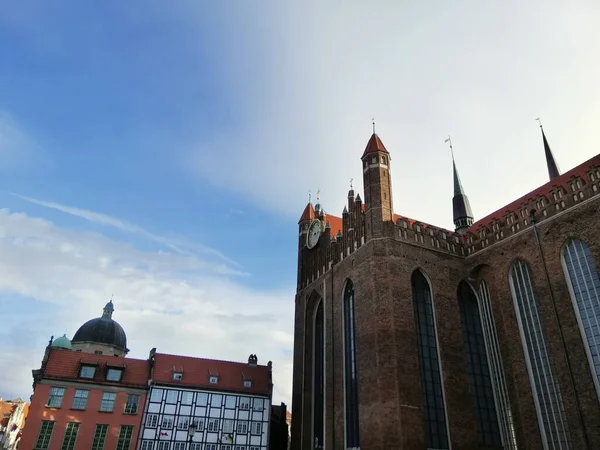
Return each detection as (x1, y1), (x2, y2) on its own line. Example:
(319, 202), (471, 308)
(1, 1), (599, 407)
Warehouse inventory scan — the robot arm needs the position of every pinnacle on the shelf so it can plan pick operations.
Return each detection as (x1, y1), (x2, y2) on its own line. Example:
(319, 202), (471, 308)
(362, 133), (388, 157)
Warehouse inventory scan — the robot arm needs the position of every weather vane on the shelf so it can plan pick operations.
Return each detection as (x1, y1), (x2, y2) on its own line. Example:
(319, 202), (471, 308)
(308, 189), (311, 203)
(350, 178), (354, 189)
(535, 117), (543, 129)
(372, 117), (376, 134)
(316, 189), (321, 202)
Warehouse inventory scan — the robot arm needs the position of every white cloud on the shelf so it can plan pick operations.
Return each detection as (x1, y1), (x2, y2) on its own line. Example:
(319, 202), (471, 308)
(183, 1), (600, 229)
(0, 208), (294, 406)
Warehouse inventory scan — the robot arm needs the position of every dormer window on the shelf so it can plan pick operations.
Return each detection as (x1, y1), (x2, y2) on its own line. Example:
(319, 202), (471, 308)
(244, 380), (252, 388)
(79, 365), (96, 379)
(209, 376), (219, 384)
(173, 372), (183, 381)
(106, 368), (123, 382)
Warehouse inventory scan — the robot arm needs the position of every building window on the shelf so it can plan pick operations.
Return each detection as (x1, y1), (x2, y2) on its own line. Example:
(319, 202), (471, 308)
(181, 391), (193, 405)
(562, 239), (600, 399)
(209, 375), (219, 384)
(225, 395), (236, 408)
(150, 389), (163, 402)
(79, 365), (96, 379)
(99, 392), (117, 412)
(91, 424), (108, 450)
(47, 387), (65, 408)
(253, 398), (264, 411)
(412, 270), (449, 450)
(190, 444), (202, 450)
(34, 420), (55, 450)
(510, 260), (572, 448)
(196, 392), (208, 406)
(177, 416), (189, 430)
(166, 390), (178, 403)
(173, 371), (183, 381)
(206, 445), (216, 450)
(146, 414), (159, 428)
(192, 418), (204, 432)
(457, 281), (502, 446)
(223, 419), (234, 433)
(106, 368), (123, 382)
(243, 379), (252, 388)
(124, 394), (139, 414)
(141, 441), (154, 450)
(207, 418), (219, 432)
(60, 422), (80, 450)
(250, 421), (262, 435)
(239, 397), (250, 410)
(158, 443), (170, 450)
(343, 280), (360, 448)
(71, 389), (89, 410)
(116, 425), (134, 450)
(173, 443), (186, 450)
(162, 415), (174, 429)
(237, 420), (248, 434)
(211, 394), (222, 405)
(313, 300), (325, 450)
(478, 282), (518, 449)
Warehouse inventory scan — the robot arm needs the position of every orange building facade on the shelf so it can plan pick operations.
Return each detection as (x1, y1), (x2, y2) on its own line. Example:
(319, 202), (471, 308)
(19, 347), (149, 450)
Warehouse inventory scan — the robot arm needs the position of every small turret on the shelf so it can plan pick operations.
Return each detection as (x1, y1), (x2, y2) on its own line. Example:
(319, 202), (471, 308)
(361, 130), (394, 240)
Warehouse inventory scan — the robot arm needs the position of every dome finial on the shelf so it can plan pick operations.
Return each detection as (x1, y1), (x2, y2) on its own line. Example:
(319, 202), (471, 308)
(103, 297), (114, 319)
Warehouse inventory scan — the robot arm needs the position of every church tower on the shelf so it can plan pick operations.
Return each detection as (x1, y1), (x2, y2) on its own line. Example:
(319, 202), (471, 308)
(361, 132), (393, 240)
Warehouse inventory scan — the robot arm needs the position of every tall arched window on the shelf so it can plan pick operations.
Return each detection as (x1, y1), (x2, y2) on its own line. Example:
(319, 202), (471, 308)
(478, 281), (518, 449)
(313, 301), (325, 449)
(457, 281), (502, 446)
(343, 280), (360, 448)
(412, 270), (449, 449)
(562, 239), (600, 399)
(509, 260), (571, 449)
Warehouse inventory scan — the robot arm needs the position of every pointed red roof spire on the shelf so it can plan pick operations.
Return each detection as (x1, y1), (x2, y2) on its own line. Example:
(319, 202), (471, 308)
(298, 202), (315, 224)
(362, 133), (388, 158)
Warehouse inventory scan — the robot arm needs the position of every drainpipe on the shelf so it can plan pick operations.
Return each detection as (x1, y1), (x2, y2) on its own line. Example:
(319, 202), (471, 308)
(530, 210), (590, 449)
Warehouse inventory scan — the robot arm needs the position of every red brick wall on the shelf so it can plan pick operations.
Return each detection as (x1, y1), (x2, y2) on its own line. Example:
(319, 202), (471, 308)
(292, 189), (600, 449)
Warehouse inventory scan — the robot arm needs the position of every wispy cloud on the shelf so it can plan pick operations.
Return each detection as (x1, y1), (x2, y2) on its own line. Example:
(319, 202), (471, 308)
(0, 112), (44, 169)
(0, 208), (294, 405)
(11, 193), (243, 271)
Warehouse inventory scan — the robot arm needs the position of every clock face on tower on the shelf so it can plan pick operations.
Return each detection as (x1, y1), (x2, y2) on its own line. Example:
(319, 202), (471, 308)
(306, 219), (323, 249)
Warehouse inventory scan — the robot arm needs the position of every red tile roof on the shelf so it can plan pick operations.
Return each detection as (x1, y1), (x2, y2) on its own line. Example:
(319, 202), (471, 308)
(470, 152), (600, 230)
(362, 133), (389, 157)
(152, 353), (271, 396)
(326, 214), (343, 236)
(298, 203), (315, 223)
(43, 348), (149, 388)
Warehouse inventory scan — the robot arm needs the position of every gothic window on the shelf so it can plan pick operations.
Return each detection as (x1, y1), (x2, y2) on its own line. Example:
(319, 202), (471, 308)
(562, 239), (600, 399)
(509, 260), (571, 448)
(478, 281), (518, 449)
(313, 301), (325, 449)
(412, 270), (449, 449)
(343, 280), (360, 448)
(458, 281), (502, 447)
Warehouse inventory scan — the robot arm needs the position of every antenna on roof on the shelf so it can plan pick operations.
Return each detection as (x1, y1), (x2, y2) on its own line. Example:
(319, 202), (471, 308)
(372, 117), (376, 134)
(445, 135), (454, 160)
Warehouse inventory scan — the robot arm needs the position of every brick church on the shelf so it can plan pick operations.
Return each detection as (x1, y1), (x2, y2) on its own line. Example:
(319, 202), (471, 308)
(291, 126), (600, 450)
